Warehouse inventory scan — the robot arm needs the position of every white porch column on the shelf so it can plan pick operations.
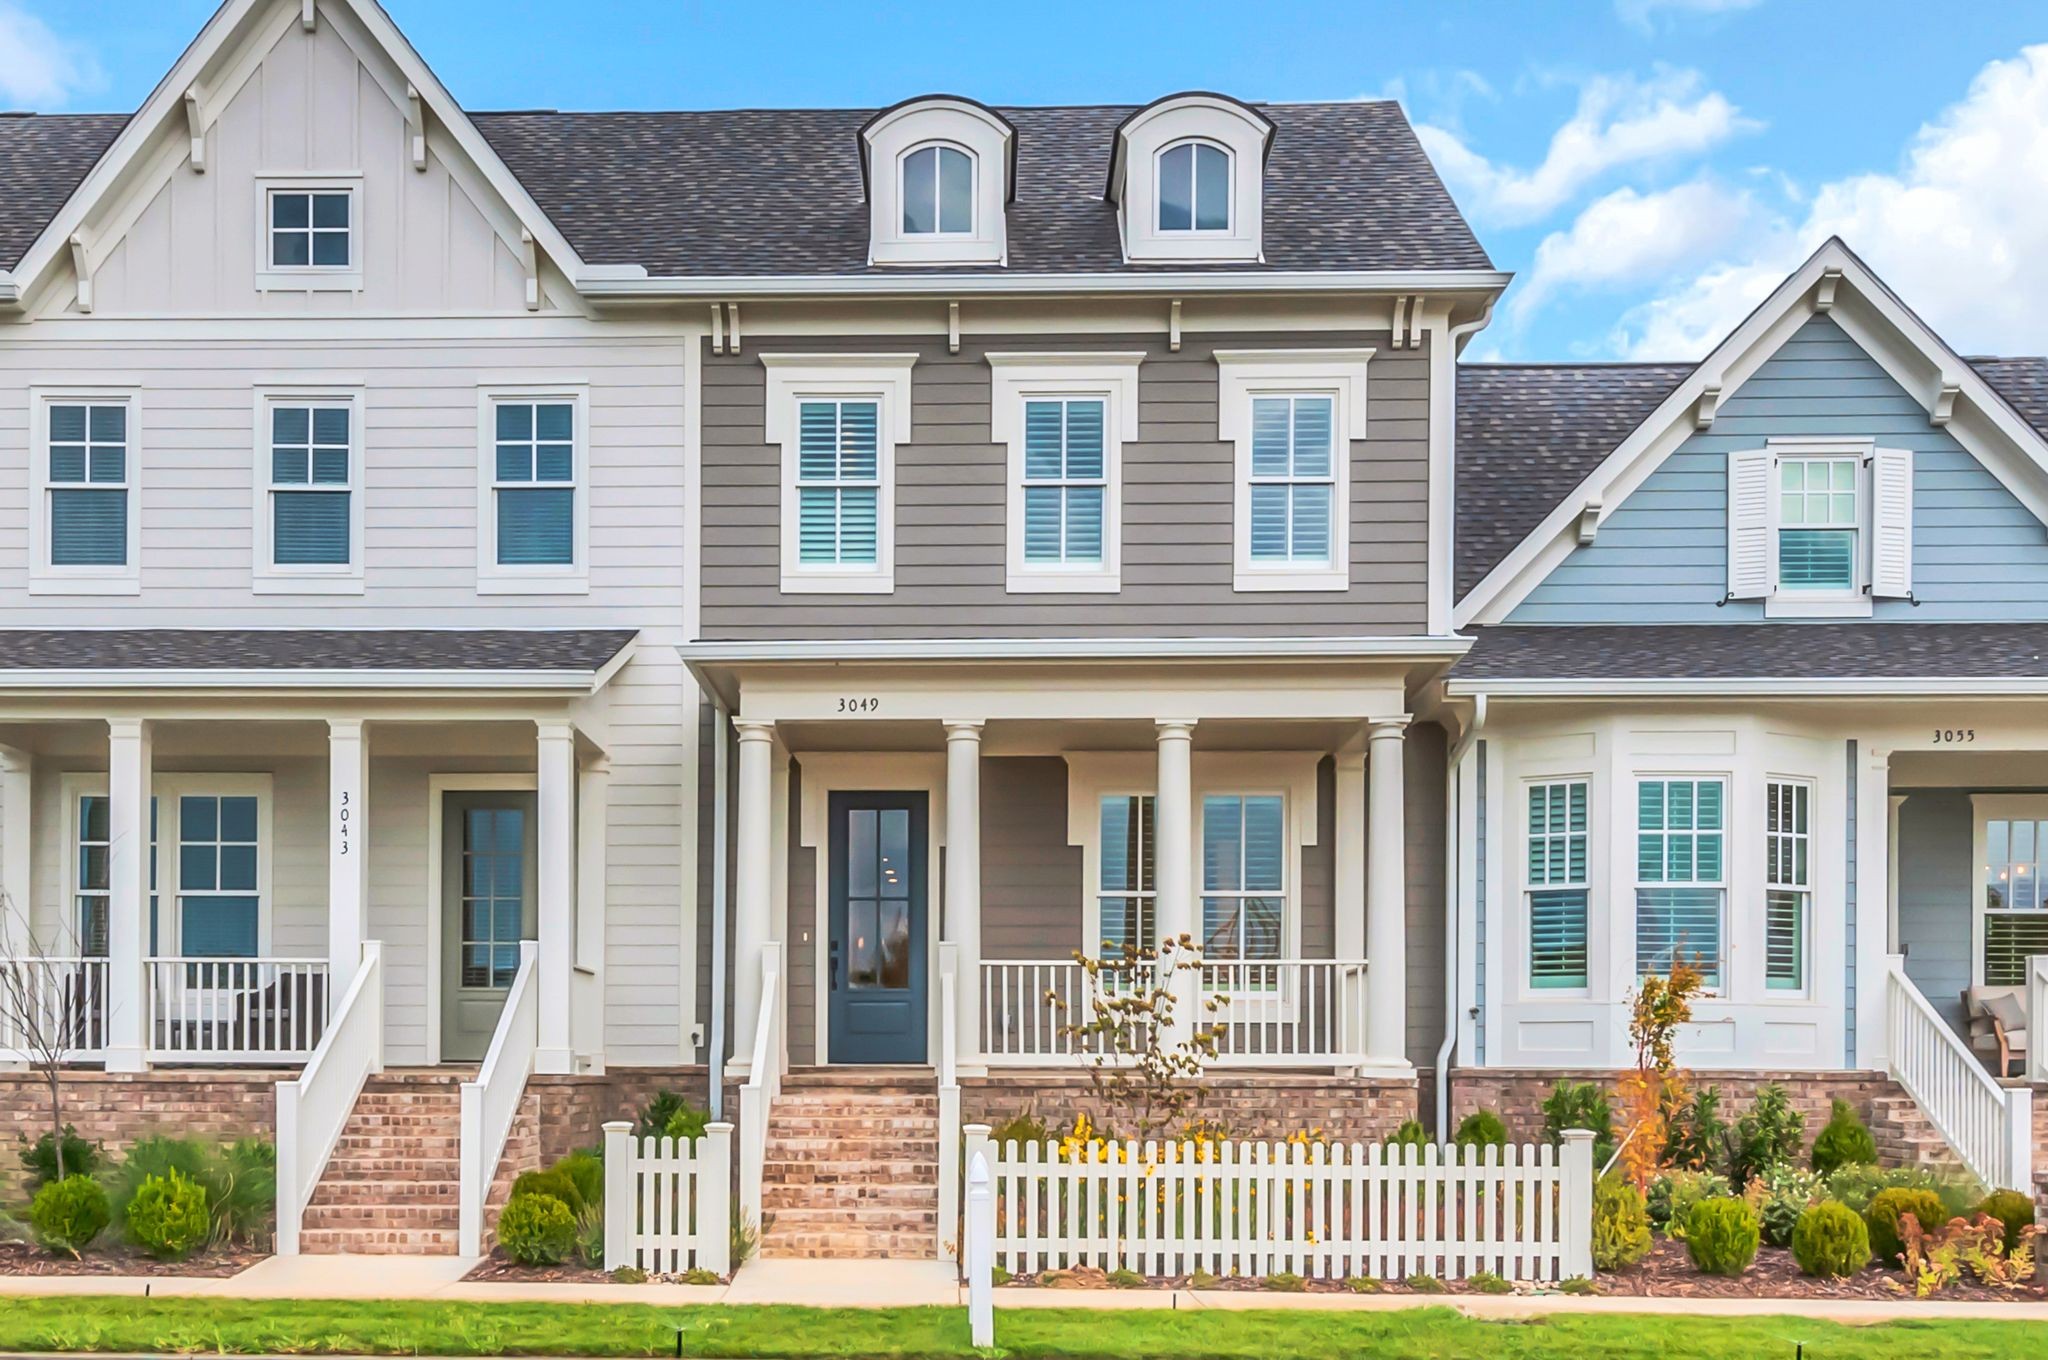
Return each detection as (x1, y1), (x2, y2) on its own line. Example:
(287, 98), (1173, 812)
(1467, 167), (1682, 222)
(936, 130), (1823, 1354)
(326, 720), (369, 999)
(535, 719), (577, 1074)
(1854, 743), (1893, 1071)
(1365, 716), (1413, 1074)
(0, 745), (31, 956)
(944, 721), (984, 1070)
(575, 756), (609, 1073)
(105, 718), (152, 1072)
(1154, 720), (1198, 1045)
(730, 719), (776, 1075)
(1333, 742), (1367, 960)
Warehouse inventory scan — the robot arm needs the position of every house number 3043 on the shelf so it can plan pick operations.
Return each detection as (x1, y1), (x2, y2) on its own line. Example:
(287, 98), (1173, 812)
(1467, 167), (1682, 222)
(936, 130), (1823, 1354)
(337, 789), (352, 853)
(1933, 728), (1976, 743)
(837, 696), (881, 714)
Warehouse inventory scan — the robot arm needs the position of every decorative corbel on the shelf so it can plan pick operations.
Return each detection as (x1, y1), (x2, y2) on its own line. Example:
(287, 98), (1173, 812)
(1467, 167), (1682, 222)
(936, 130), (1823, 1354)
(69, 234), (92, 314)
(1694, 383), (1721, 430)
(725, 303), (741, 355)
(709, 303), (725, 355)
(183, 88), (205, 173)
(948, 301), (960, 355)
(300, 0), (316, 31)
(406, 84), (427, 171)
(1577, 498), (1603, 545)
(1391, 295), (1410, 349)
(520, 229), (539, 311)
(1815, 266), (1842, 313)
(1407, 295), (1428, 349)
(1169, 298), (1182, 353)
(1931, 381), (1960, 427)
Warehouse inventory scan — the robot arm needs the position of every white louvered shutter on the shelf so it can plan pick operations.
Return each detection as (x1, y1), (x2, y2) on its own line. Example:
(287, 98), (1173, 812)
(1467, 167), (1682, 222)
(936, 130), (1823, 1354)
(1869, 446), (1914, 598)
(1726, 448), (1773, 599)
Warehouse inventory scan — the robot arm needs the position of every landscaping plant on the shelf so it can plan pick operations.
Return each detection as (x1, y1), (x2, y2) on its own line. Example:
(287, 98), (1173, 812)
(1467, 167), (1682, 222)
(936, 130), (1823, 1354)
(1468, 1270), (1512, 1294)
(1727, 1083), (1804, 1187)
(1808, 1098), (1877, 1175)
(556, 1150), (605, 1208)
(29, 1173), (110, 1258)
(633, 1091), (709, 1143)
(574, 1202), (606, 1268)
(511, 1166), (588, 1215)
(1865, 1187), (1950, 1266)
(1614, 961), (1702, 1189)
(16, 1126), (101, 1192)
(1899, 1211), (2038, 1296)
(1646, 1168), (1731, 1236)
(1662, 1085), (1728, 1175)
(1790, 1200), (1871, 1278)
(1825, 1162), (1982, 1219)
(1683, 1196), (1760, 1277)
(207, 1139), (277, 1248)
(1590, 1175), (1651, 1270)
(497, 1192), (577, 1265)
(1053, 935), (1222, 1141)
(1975, 1189), (2036, 1253)
(124, 1169), (211, 1260)
(1540, 1079), (1615, 1169)
(105, 1136), (211, 1222)
(0, 904), (92, 1182)
(1382, 1119), (1429, 1153)
(1451, 1109), (1509, 1152)
(1742, 1164), (1825, 1248)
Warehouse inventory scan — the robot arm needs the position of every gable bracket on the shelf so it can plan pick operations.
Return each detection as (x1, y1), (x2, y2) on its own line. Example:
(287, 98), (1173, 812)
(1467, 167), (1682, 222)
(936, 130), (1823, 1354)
(405, 84), (427, 171)
(301, 0), (317, 31)
(1407, 296), (1427, 350)
(1932, 380), (1961, 427)
(726, 303), (742, 355)
(949, 301), (961, 355)
(1694, 383), (1721, 430)
(183, 87), (206, 173)
(68, 234), (92, 314)
(1814, 266), (1843, 312)
(1169, 298), (1182, 352)
(1576, 498), (1603, 546)
(520, 230), (540, 311)
(709, 304), (725, 355)
(1391, 295), (1409, 349)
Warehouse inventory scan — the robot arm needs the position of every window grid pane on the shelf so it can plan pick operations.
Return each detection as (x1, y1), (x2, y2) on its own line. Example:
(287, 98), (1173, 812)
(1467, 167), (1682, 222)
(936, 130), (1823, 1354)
(1777, 456), (1858, 591)
(795, 400), (881, 567)
(270, 404), (352, 566)
(1246, 395), (1338, 565)
(492, 401), (575, 567)
(1200, 794), (1284, 962)
(1983, 816), (2048, 984)
(1526, 781), (1589, 988)
(48, 402), (128, 568)
(1097, 795), (1155, 954)
(1020, 398), (1107, 566)
(1636, 778), (1725, 987)
(269, 191), (351, 269)
(177, 795), (260, 959)
(1765, 780), (1809, 991)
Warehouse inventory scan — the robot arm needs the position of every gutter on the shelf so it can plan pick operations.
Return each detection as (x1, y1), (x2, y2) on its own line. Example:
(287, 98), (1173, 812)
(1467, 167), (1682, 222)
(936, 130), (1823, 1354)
(1437, 693), (1486, 1134)
(1444, 676), (2048, 698)
(0, 666), (613, 693)
(581, 268), (1514, 302)
(680, 635), (1473, 666)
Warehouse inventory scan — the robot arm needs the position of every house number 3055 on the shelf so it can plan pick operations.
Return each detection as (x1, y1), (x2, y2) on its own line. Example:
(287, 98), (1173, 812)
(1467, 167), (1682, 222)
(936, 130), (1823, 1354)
(1933, 728), (1976, 743)
(837, 696), (881, 714)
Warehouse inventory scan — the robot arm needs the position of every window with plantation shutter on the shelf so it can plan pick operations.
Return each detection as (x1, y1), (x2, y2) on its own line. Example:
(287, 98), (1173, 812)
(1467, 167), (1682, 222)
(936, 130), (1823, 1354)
(1765, 779), (1810, 991)
(1247, 395), (1335, 566)
(767, 355), (913, 593)
(1979, 809), (2048, 986)
(1021, 399), (1105, 567)
(796, 399), (881, 568)
(1200, 793), (1285, 963)
(990, 352), (1139, 593)
(1525, 780), (1589, 989)
(1217, 349), (1367, 592)
(1635, 777), (1725, 988)
(478, 389), (587, 591)
(1097, 795), (1155, 954)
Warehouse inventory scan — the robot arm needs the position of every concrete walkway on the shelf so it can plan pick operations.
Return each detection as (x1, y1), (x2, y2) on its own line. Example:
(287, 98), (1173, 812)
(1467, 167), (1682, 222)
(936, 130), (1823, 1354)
(4, 1256), (2048, 1323)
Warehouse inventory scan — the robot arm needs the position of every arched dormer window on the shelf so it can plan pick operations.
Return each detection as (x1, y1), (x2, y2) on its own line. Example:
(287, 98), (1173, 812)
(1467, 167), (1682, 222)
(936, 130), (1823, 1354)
(902, 143), (974, 235)
(1157, 139), (1230, 233)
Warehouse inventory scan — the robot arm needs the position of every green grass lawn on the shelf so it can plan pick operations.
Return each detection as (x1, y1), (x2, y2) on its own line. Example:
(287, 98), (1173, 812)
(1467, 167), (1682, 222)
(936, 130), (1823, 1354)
(0, 1297), (2039, 1360)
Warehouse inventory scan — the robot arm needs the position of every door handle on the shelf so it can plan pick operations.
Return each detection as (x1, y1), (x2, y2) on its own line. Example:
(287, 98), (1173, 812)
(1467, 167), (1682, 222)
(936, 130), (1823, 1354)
(829, 940), (840, 992)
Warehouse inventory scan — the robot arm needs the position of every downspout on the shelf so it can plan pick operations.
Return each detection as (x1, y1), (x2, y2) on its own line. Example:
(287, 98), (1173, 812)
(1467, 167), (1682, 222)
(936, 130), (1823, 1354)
(708, 693), (731, 1120)
(1437, 692), (1487, 1134)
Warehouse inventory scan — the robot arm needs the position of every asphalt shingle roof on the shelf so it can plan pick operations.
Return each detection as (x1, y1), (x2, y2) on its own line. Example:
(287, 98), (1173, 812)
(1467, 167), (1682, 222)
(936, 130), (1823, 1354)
(0, 112), (126, 269)
(0, 629), (635, 672)
(1454, 623), (2048, 683)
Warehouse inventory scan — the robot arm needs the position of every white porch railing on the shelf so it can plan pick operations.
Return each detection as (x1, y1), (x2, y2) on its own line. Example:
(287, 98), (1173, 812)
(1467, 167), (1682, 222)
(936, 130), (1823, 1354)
(937, 942), (961, 1263)
(737, 942), (784, 1239)
(1884, 955), (2034, 1192)
(602, 1119), (733, 1276)
(0, 957), (109, 1062)
(275, 940), (382, 1256)
(2028, 954), (2048, 1085)
(460, 940), (539, 1258)
(145, 957), (329, 1063)
(979, 958), (1371, 1068)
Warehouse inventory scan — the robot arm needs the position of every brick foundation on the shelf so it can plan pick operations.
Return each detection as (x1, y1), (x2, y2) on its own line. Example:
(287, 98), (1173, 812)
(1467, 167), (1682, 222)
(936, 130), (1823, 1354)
(527, 1066), (710, 1162)
(0, 1069), (285, 1198)
(962, 1071), (1419, 1143)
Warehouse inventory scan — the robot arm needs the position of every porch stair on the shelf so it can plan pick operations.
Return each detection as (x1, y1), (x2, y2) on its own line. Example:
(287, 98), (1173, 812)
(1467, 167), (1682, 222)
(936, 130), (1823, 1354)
(757, 1067), (939, 1260)
(299, 1069), (474, 1255)
(1867, 1087), (1968, 1175)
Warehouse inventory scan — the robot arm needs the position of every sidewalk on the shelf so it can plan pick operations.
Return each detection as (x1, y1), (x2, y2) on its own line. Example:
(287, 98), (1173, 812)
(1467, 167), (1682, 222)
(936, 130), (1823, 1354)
(5, 1255), (2048, 1323)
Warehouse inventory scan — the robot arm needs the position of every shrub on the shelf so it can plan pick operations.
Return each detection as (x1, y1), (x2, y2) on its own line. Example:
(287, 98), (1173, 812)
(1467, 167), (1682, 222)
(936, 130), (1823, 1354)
(1541, 1080), (1615, 1168)
(29, 1175), (110, 1258)
(497, 1192), (576, 1265)
(1343, 1276), (1379, 1293)
(509, 1166), (586, 1215)
(17, 1127), (102, 1190)
(1452, 1110), (1508, 1153)
(1382, 1120), (1429, 1154)
(1663, 1086), (1729, 1174)
(985, 1109), (1053, 1151)
(1591, 1174), (1652, 1270)
(1405, 1273), (1446, 1293)
(1825, 1163), (1982, 1220)
(1262, 1271), (1303, 1292)
(555, 1151), (605, 1209)
(1865, 1187), (1949, 1266)
(1557, 1275), (1596, 1295)
(1808, 1099), (1877, 1175)
(681, 1267), (721, 1286)
(1977, 1189), (2036, 1254)
(574, 1202), (605, 1268)
(1108, 1267), (1145, 1288)
(610, 1266), (648, 1284)
(105, 1136), (210, 1222)
(1647, 1168), (1731, 1235)
(633, 1091), (703, 1141)
(208, 1139), (276, 1248)
(1791, 1200), (1871, 1278)
(124, 1170), (211, 1261)
(1899, 1212), (2035, 1296)
(1743, 1165), (1826, 1248)
(1684, 1197), (1760, 1277)
(731, 1205), (758, 1270)
(1728, 1084), (1804, 1186)
(1468, 1270), (1512, 1294)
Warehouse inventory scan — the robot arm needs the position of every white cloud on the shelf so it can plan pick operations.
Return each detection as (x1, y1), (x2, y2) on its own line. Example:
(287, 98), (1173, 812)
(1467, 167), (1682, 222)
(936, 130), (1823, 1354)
(0, 2), (100, 108)
(1614, 0), (1763, 34)
(1614, 44), (2048, 358)
(1504, 179), (1760, 332)
(1415, 68), (1759, 225)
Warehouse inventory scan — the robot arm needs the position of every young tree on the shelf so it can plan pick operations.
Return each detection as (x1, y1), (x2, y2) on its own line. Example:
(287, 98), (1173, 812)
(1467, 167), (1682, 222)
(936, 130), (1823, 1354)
(0, 897), (93, 1181)
(1053, 933), (1225, 1142)
(1614, 959), (1704, 1189)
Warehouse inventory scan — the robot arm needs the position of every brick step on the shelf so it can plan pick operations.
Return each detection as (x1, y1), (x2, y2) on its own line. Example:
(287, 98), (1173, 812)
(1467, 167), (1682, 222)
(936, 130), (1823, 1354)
(761, 1231), (937, 1259)
(763, 1162), (940, 1183)
(766, 1204), (938, 1228)
(308, 1180), (460, 1206)
(763, 1183), (939, 1209)
(300, 1227), (461, 1255)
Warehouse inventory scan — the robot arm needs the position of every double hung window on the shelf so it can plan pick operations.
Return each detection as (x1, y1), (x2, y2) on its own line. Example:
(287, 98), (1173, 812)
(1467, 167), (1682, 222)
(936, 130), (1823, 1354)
(1636, 778), (1726, 988)
(1526, 781), (1590, 989)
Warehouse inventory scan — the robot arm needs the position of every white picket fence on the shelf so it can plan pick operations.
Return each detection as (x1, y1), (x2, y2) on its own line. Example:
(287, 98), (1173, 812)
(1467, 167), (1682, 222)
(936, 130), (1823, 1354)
(601, 1120), (733, 1277)
(963, 1126), (1594, 1283)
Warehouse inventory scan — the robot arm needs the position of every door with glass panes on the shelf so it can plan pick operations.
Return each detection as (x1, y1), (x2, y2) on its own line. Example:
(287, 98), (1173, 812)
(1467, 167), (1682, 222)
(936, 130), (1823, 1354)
(439, 791), (538, 1062)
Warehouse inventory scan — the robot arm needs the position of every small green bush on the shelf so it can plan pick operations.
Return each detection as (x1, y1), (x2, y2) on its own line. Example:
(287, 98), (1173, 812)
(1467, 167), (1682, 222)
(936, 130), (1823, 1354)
(208, 1139), (276, 1248)
(1557, 1275), (1596, 1295)
(17, 1126), (102, 1189)
(681, 1267), (721, 1286)
(105, 1136), (210, 1222)
(1343, 1276), (1379, 1293)
(985, 1109), (1054, 1151)
(497, 1192), (576, 1265)
(1188, 1269), (1216, 1289)
(29, 1175), (110, 1258)
(1382, 1120), (1429, 1154)
(1591, 1175), (1652, 1270)
(1405, 1273), (1446, 1293)
(1541, 1080), (1616, 1168)
(1825, 1163), (1982, 1219)
(1865, 1187), (1949, 1266)
(1684, 1197), (1760, 1277)
(609, 1265), (648, 1284)
(632, 1091), (697, 1140)
(1664, 1086), (1729, 1174)
(124, 1169), (211, 1261)
(1452, 1110), (1509, 1152)
(992, 1265), (1014, 1286)
(1977, 1189), (2037, 1253)
(1790, 1200), (1871, 1278)
(509, 1166), (586, 1215)
(1468, 1270), (1512, 1294)
(574, 1202), (605, 1268)
(1808, 1099), (1877, 1175)
(1744, 1165), (1826, 1248)
(1647, 1168), (1731, 1235)
(555, 1151), (605, 1209)
(1108, 1267), (1144, 1288)
(731, 1206), (758, 1270)
(1728, 1084), (1805, 1186)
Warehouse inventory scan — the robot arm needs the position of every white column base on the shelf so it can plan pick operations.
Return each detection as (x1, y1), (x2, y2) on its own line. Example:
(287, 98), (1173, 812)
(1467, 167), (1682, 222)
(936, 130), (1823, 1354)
(103, 1047), (148, 1074)
(535, 1047), (576, 1075)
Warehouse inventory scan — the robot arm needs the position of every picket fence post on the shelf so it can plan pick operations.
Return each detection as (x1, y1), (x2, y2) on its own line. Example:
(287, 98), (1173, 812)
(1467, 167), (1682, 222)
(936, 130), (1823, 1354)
(1560, 1128), (1594, 1280)
(701, 1121), (735, 1276)
(602, 1121), (631, 1271)
(967, 1147), (995, 1349)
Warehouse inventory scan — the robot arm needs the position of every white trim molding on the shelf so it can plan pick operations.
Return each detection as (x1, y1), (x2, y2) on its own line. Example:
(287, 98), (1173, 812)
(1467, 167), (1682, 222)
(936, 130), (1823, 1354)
(251, 385), (368, 595)
(763, 353), (917, 595)
(474, 383), (592, 596)
(28, 386), (142, 596)
(1215, 348), (1372, 593)
(1110, 95), (1272, 265)
(862, 99), (1011, 267)
(254, 175), (365, 293)
(986, 351), (1144, 594)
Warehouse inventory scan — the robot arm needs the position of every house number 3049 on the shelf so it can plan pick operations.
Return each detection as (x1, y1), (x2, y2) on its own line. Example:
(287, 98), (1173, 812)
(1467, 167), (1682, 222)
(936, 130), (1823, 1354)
(837, 696), (881, 714)
(1933, 728), (1976, 743)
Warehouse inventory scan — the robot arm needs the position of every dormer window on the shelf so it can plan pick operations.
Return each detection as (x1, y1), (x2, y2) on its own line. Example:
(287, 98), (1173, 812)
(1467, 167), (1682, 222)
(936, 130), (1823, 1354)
(1158, 140), (1229, 233)
(903, 144), (973, 235)
(862, 97), (1013, 266)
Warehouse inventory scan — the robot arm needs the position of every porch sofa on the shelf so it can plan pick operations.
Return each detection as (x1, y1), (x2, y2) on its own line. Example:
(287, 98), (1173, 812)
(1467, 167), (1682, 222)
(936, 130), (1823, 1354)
(1963, 985), (2030, 1078)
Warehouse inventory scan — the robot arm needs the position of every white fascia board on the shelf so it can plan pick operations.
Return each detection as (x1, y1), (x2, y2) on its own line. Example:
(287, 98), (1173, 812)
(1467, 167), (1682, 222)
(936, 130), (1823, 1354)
(0, 668), (609, 692)
(1444, 675), (2048, 698)
(678, 635), (1473, 664)
(581, 269), (1513, 300)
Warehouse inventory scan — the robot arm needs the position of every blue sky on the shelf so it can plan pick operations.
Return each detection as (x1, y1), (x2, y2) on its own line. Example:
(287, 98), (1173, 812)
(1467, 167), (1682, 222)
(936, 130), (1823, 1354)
(5, 0), (2046, 360)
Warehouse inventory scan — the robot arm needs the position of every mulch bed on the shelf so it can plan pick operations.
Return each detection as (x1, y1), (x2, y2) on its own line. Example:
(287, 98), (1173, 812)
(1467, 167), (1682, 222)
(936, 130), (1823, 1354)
(0, 1240), (264, 1278)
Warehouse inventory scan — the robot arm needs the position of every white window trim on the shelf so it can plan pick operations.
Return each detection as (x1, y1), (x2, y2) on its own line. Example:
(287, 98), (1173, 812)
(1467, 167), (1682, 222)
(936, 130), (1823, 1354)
(863, 102), (1009, 267)
(1216, 349), (1371, 592)
(1631, 772), (1729, 995)
(1763, 773), (1814, 997)
(1763, 437), (1873, 618)
(29, 386), (141, 595)
(475, 384), (591, 595)
(988, 351), (1142, 593)
(1155, 138), (1234, 236)
(900, 141), (976, 237)
(252, 387), (366, 595)
(1522, 774), (1594, 997)
(765, 353), (915, 594)
(255, 175), (364, 293)
(1969, 793), (2048, 988)
(63, 772), (275, 958)
(1114, 96), (1269, 264)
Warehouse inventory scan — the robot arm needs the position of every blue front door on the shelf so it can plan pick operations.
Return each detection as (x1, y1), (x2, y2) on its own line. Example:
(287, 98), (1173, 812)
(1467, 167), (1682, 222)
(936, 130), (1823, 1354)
(827, 791), (928, 1064)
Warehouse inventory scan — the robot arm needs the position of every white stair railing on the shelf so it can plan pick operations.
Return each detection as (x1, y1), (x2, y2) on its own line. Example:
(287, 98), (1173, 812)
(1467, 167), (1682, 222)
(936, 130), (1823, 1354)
(460, 940), (539, 1258)
(1885, 955), (2033, 1191)
(737, 942), (784, 1240)
(937, 942), (961, 1265)
(2028, 954), (2048, 1085)
(275, 940), (383, 1256)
